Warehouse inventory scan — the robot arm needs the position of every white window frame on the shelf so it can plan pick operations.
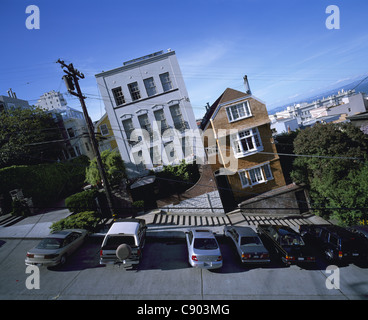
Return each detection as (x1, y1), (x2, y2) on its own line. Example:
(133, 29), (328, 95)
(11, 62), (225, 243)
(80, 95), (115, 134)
(128, 82), (141, 101)
(99, 124), (109, 136)
(238, 163), (274, 188)
(159, 72), (173, 92)
(231, 127), (263, 158)
(225, 101), (252, 123)
(143, 77), (157, 97)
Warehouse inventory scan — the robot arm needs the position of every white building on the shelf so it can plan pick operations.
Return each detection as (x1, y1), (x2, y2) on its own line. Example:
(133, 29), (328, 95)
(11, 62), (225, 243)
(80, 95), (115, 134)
(269, 89), (368, 134)
(95, 50), (198, 178)
(35, 90), (67, 111)
(36, 90), (94, 160)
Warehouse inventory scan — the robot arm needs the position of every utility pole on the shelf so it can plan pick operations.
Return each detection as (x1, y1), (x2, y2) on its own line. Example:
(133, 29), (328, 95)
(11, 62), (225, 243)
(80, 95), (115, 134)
(57, 59), (114, 218)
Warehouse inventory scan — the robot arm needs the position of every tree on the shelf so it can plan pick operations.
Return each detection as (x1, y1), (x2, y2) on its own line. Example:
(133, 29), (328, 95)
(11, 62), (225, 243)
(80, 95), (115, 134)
(0, 106), (64, 168)
(85, 150), (126, 187)
(290, 123), (368, 225)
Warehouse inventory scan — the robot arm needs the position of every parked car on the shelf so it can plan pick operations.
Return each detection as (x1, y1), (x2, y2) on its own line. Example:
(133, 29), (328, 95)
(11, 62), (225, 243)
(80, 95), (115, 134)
(300, 224), (368, 262)
(257, 224), (315, 265)
(99, 218), (147, 268)
(185, 228), (222, 269)
(224, 226), (270, 264)
(25, 229), (88, 267)
(348, 225), (368, 241)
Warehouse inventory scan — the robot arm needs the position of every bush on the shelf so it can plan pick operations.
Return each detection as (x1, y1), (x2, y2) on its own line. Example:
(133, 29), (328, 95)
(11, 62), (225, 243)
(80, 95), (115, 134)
(0, 156), (89, 211)
(132, 200), (144, 209)
(50, 211), (100, 233)
(65, 189), (100, 214)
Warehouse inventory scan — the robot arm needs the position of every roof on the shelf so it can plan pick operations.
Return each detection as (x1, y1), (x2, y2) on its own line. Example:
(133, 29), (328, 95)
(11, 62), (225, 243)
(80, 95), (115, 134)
(231, 226), (258, 237)
(107, 220), (141, 236)
(49, 230), (73, 239)
(191, 229), (215, 238)
(200, 88), (249, 130)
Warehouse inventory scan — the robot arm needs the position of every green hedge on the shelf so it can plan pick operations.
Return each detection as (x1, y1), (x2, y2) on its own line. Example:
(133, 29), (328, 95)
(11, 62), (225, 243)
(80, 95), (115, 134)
(65, 189), (99, 214)
(65, 189), (109, 216)
(50, 211), (100, 233)
(0, 156), (89, 211)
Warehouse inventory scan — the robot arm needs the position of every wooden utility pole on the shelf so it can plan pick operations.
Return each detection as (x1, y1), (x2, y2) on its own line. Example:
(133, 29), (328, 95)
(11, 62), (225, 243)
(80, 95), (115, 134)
(57, 59), (114, 217)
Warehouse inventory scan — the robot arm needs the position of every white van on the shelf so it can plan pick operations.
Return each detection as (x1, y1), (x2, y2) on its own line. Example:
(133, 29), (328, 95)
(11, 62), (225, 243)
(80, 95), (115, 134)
(99, 219), (147, 267)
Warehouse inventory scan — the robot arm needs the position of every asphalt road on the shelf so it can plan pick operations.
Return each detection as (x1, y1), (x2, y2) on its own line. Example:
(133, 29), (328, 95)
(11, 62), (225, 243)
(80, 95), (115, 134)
(0, 236), (368, 301)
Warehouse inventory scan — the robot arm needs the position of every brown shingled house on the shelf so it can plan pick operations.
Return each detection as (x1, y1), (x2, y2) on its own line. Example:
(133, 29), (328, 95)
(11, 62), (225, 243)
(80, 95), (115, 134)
(200, 77), (287, 211)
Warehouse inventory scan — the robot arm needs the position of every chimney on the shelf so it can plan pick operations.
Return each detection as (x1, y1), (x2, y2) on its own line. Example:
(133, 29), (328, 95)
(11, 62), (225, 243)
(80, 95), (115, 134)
(7, 88), (13, 98)
(243, 75), (251, 95)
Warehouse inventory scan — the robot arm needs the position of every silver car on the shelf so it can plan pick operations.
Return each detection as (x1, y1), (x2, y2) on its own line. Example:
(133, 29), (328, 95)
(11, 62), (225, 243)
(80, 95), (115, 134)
(25, 229), (88, 267)
(224, 226), (270, 264)
(185, 229), (222, 269)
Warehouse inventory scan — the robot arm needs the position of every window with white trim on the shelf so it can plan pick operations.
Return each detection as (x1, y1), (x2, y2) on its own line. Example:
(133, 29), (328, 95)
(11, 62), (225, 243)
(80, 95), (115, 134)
(128, 82), (141, 101)
(225, 101), (251, 122)
(99, 124), (109, 136)
(238, 164), (273, 188)
(232, 127), (263, 157)
(159, 72), (173, 92)
(143, 77), (157, 97)
(112, 87), (125, 106)
(122, 118), (134, 140)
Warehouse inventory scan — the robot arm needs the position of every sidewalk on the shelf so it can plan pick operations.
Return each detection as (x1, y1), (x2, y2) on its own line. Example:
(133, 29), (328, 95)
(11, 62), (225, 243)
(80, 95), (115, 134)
(0, 204), (330, 240)
(0, 208), (71, 239)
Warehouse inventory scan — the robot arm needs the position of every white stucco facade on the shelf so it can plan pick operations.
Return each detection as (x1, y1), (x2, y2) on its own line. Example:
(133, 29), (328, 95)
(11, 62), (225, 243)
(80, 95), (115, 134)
(95, 50), (198, 178)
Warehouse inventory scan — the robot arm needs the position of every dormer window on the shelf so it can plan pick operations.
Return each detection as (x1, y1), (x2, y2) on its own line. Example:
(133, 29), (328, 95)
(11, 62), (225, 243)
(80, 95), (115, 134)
(225, 101), (251, 122)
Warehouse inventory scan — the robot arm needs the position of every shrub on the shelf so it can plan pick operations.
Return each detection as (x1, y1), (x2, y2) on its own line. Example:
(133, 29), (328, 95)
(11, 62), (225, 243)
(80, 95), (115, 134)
(132, 200), (144, 208)
(50, 211), (100, 233)
(65, 189), (100, 214)
(0, 156), (89, 212)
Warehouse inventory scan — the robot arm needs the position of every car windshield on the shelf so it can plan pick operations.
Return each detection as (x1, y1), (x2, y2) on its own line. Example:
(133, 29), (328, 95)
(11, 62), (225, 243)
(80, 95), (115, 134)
(240, 236), (261, 246)
(280, 234), (305, 246)
(194, 238), (218, 250)
(36, 238), (64, 249)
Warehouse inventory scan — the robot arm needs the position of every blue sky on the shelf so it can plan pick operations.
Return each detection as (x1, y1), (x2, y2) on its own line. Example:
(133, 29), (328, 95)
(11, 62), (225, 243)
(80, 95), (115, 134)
(1, 0), (368, 121)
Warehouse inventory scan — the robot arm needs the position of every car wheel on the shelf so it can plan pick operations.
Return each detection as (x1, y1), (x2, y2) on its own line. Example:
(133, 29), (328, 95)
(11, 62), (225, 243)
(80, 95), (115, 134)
(60, 254), (67, 265)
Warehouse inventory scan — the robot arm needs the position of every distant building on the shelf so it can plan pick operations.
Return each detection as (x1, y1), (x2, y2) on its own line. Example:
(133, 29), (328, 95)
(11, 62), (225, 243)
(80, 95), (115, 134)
(36, 90), (94, 160)
(270, 90), (368, 134)
(95, 50), (198, 178)
(35, 90), (67, 111)
(0, 89), (30, 112)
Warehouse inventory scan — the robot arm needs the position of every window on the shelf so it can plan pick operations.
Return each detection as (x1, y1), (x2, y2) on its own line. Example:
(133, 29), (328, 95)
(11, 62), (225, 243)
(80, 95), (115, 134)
(238, 164), (273, 188)
(169, 105), (187, 132)
(128, 82), (141, 101)
(112, 87), (125, 106)
(232, 128), (262, 157)
(159, 72), (173, 92)
(153, 109), (168, 133)
(67, 127), (75, 138)
(138, 114), (152, 137)
(100, 124), (109, 136)
(226, 101), (251, 122)
(143, 77), (157, 97)
(122, 118), (134, 141)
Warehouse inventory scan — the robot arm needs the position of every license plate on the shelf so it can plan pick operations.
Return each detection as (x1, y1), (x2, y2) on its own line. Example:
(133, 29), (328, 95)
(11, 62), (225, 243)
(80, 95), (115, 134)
(298, 257), (304, 261)
(34, 255), (44, 259)
(253, 256), (259, 259)
(352, 253), (359, 257)
(204, 262), (211, 266)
